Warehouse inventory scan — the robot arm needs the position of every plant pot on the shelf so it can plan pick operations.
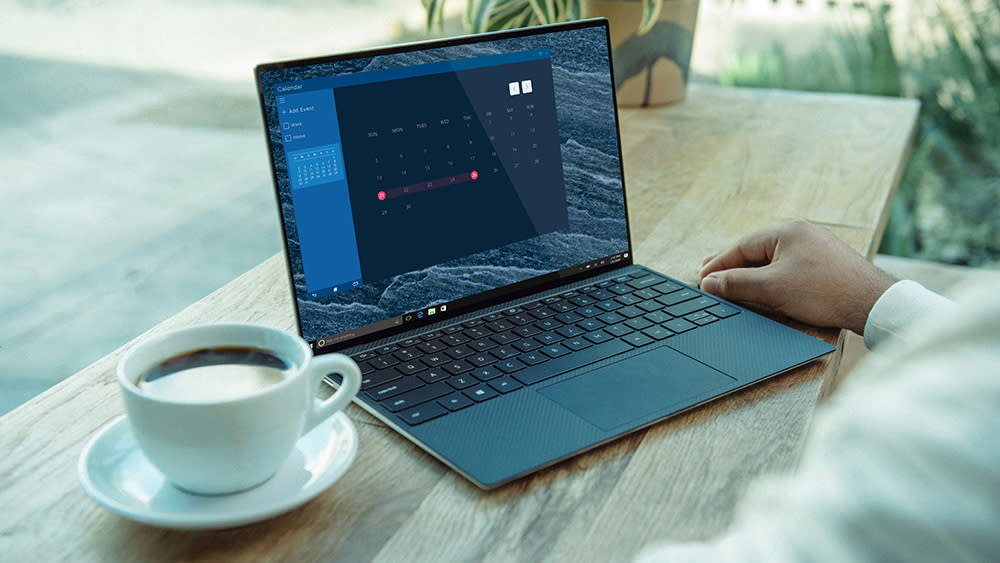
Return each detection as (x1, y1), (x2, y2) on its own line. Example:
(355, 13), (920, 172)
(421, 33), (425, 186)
(588, 0), (700, 107)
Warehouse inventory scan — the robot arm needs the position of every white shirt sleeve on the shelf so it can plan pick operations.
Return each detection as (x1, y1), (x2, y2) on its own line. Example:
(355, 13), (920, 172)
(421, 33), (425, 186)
(636, 282), (1000, 563)
(863, 280), (954, 350)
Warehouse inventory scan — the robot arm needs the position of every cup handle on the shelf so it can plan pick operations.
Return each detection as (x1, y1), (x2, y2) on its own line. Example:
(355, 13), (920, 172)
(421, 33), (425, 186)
(303, 353), (361, 431)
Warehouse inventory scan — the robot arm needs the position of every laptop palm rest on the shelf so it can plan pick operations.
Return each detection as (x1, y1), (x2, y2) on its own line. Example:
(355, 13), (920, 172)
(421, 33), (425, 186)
(538, 346), (736, 432)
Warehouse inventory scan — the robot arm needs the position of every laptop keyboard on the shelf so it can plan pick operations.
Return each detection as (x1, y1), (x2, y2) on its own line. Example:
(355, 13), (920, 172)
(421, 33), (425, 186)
(339, 270), (740, 426)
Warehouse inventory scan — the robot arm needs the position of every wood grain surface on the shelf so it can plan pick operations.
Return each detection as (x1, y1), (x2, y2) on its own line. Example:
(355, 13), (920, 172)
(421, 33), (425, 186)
(0, 84), (918, 562)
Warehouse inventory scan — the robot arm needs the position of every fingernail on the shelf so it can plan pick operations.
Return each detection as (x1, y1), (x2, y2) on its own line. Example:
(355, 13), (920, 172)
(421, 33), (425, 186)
(701, 274), (718, 294)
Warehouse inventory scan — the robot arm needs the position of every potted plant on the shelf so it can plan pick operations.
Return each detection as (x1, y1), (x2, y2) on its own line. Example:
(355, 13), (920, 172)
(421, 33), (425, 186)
(421, 0), (699, 107)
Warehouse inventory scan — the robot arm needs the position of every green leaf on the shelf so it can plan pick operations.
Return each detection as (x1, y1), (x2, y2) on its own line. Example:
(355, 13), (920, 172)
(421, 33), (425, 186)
(638, 0), (662, 36)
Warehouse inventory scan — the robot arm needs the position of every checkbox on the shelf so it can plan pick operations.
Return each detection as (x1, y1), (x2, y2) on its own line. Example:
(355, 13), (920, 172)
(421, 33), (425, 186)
(284, 134), (292, 142)
(521, 79), (532, 94)
(282, 122), (290, 130)
(508, 81), (520, 96)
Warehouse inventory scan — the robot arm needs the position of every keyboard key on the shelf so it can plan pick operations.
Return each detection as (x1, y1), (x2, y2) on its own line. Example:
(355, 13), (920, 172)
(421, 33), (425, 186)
(422, 353), (449, 367)
(617, 305), (645, 318)
(707, 304), (741, 318)
(663, 318), (698, 333)
(615, 294), (642, 306)
(578, 306), (602, 318)
(633, 288), (658, 301)
(439, 392), (474, 412)
(443, 325), (464, 334)
(535, 332), (563, 345)
(518, 351), (548, 366)
(441, 333), (470, 346)
(521, 301), (544, 310)
(486, 320), (515, 332)
(642, 326), (674, 340)
(393, 348), (422, 362)
(555, 312), (584, 324)
(652, 281), (682, 294)
(468, 353), (496, 367)
(627, 275), (662, 289)
(656, 289), (698, 307)
(604, 323), (634, 337)
(417, 341), (444, 354)
(608, 283), (632, 295)
(511, 338), (631, 386)
(376, 344), (400, 355)
(540, 344), (571, 358)
(563, 337), (592, 351)
(503, 307), (525, 316)
(622, 333), (654, 347)
(534, 318), (563, 331)
(625, 317), (653, 331)
(530, 307), (557, 319)
(399, 402), (448, 425)
(361, 368), (401, 390)
(447, 374), (478, 389)
(596, 300), (623, 313)
(369, 355), (400, 370)
(353, 351), (378, 362)
(492, 346), (520, 359)
(489, 377), (523, 394)
(471, 366), (503, 381)
(497, 358), (527, 373)
(644, 311), (673, 324)
(556, 325), (586, 338)
(584, 330), (614, 344)
(550, 301), (575, 313)
(470, 338), (498, 352)
(665, 296), (718, 317)
(513, 339), (542, 352)
(589, 289), (615, 301)
(382, 382), (451, 412)
(690, 314), (719, 326)
(444, 360), (474, 374)
(464, 326), (493, 340)
(462, 318), (485, 328)
(569, 295), (596, 306)
(357, 362), (375, 376)
(464, 384), (499, 402)
(421, 331), (443, 341)
(508, 313), (535, 326)
(595, 280), (614, 288)
(490, 332), (518, 345)
(513, 325), (542, 338)
(445, 345), (474, 359)
(417, 368), (450, 384)
(397, 360), (427, 376)
(485, 312), (505, 322)
(369, 376), (425, 401)
(636, 300), (663, 312)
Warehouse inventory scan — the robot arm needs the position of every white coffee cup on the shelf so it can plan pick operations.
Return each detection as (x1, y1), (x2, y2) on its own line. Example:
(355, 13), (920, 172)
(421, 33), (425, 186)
(117, 323), (360, 495)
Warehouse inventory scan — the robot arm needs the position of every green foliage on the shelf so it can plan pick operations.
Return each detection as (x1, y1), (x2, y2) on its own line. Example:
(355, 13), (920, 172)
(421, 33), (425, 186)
(720, 1), (1000, 266)
(422, 0), (662, 35)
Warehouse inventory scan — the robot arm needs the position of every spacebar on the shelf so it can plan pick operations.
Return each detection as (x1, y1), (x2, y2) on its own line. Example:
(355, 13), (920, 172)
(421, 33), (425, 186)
(511, 339), (633, 386)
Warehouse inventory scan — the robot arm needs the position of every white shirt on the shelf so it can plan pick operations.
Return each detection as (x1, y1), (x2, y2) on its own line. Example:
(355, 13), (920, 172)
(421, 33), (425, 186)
(637, 280), (1000, 562)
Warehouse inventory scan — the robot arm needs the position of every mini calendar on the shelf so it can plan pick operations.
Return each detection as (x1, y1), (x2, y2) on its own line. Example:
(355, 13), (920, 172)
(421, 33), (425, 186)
(287, 144), (345, 189)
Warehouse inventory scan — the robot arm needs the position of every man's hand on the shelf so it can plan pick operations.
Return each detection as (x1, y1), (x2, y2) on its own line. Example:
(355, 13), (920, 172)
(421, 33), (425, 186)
(698, 221), (896, 335)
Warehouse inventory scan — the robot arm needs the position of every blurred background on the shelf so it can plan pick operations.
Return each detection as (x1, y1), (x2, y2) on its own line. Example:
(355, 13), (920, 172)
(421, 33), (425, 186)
(2, 0), (997, 416)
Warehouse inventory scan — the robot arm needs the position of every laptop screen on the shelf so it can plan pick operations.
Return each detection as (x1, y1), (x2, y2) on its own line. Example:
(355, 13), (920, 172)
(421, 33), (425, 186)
(256, 20), (630, 348)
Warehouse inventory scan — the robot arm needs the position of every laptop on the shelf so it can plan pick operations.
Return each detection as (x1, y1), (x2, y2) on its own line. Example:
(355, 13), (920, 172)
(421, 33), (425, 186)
(254, 18), (834, 489)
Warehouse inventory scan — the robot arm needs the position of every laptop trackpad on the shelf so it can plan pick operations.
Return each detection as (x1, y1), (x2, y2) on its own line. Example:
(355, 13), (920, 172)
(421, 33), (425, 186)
(538, 346), (736, 431)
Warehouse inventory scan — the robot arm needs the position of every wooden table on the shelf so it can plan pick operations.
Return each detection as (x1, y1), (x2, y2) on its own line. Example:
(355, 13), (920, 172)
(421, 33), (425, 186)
(0, 84), (918, 561)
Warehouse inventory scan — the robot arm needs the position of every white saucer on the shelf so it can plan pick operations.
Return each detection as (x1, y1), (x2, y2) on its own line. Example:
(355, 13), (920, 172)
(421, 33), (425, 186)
(78, 412), (357, 530)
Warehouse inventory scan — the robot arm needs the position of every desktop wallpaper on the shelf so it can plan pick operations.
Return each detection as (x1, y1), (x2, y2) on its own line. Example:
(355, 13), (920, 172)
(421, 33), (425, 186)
(259, 24), (629, 342)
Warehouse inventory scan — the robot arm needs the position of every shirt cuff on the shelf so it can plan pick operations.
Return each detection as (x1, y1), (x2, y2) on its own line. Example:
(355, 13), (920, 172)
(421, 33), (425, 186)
(863, 280), (953, 350)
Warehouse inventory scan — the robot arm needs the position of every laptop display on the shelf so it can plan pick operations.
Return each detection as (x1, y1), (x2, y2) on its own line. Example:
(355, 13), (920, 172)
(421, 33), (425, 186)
(256, 20), (834, 489)
(256, 23), (630, 349)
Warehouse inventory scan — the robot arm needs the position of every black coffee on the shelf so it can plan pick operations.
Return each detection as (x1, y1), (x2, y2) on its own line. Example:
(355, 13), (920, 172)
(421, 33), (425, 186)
(138, 346), (294, 402)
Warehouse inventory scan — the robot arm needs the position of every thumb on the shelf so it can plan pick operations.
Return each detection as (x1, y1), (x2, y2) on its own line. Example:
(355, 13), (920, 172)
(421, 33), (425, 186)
(700, 267), (777, 306)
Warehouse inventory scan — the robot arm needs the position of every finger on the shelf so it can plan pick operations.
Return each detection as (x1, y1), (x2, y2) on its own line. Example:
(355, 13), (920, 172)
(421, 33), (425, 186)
(699, 229), (779, 278)
(700, 266), (778, 307)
